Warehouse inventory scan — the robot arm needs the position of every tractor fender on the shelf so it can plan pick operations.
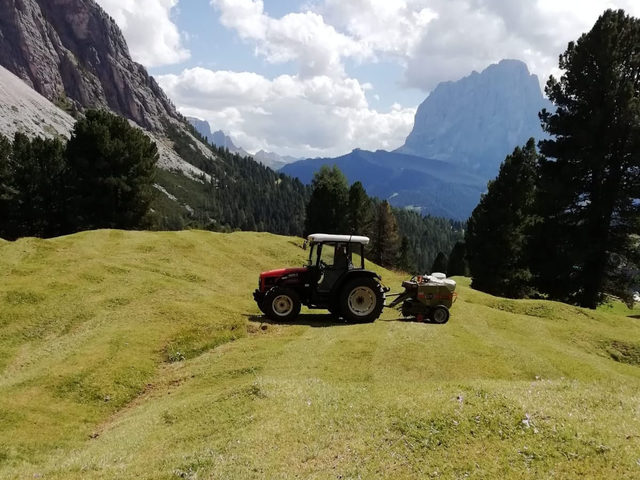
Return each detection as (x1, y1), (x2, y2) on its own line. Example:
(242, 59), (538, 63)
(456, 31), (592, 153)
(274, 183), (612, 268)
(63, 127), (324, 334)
(330, 270), (382, 302)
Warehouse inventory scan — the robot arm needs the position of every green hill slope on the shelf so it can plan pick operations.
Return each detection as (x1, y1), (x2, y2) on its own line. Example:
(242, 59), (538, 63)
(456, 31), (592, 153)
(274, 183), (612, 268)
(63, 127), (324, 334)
(1, 231), (639, 479)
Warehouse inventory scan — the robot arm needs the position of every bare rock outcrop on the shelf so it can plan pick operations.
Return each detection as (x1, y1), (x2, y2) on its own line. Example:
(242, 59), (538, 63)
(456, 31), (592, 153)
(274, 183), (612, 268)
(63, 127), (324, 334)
(0, 0), (181, 132)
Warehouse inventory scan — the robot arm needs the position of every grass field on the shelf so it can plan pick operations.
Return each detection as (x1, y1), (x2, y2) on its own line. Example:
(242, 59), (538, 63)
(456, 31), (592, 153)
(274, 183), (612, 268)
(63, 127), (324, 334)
(1, 230), (640, 479)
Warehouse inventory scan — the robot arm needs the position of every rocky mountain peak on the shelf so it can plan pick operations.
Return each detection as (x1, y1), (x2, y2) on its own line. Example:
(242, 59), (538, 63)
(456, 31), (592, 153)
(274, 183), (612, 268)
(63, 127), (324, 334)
(0, 0), (181, 132)
(397, 59), (552, 175)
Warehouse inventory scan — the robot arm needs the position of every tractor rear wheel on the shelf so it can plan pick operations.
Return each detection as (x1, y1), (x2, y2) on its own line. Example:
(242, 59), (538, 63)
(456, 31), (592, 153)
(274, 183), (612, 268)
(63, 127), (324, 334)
(431, 305), (450, 324)
(264, 287), (301, 322)
(339, 277), (384, 323)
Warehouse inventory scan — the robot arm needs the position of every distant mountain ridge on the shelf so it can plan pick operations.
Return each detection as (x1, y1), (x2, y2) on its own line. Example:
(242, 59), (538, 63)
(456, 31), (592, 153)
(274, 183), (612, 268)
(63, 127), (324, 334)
(187, 116), (297, 170)
(282, 59), (553, 220)
(282, 148), (485, 220)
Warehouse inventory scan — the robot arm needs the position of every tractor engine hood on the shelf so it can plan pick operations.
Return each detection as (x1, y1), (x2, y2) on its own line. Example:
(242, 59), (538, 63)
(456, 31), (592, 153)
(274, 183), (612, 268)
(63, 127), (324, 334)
(260, 267), (308, 279)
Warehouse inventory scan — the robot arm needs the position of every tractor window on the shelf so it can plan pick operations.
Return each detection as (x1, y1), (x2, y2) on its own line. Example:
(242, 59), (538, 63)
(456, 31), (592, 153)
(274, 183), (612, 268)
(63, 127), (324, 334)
(348, 243), (365, 269)
(318, 243), (336, 267)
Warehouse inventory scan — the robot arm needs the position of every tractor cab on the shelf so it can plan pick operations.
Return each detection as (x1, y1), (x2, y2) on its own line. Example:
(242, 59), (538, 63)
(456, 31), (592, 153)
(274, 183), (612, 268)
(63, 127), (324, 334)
(305, 234), (368, 292)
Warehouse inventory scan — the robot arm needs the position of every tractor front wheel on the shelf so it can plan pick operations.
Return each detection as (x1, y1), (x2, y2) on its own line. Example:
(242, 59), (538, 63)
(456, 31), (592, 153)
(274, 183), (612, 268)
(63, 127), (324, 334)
(264, 287), (301, 322)
(339, 277), (384, 323)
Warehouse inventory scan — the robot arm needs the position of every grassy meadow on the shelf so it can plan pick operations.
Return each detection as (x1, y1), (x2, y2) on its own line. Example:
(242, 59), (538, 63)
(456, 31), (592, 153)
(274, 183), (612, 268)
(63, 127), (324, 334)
(1, 230), (640, 479)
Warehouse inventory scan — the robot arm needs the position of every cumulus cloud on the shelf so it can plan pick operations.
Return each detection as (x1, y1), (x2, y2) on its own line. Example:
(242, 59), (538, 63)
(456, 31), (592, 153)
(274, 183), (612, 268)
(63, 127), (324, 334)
(96, 0), (189, 67)
(157, 68), (415, 157)
(313, 0), (640, 90)
(211, 0), (370, 77)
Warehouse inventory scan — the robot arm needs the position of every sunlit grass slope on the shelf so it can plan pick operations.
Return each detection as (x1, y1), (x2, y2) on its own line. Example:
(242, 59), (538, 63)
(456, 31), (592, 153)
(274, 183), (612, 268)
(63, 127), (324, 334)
(1, 230), (640, 479)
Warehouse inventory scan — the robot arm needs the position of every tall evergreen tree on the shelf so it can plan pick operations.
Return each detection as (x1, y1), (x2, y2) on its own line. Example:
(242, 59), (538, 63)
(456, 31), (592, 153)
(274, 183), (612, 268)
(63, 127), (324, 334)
(537, 9), (640, 308)
(347, 181), (374, 236)
(371, 200), (400, 268)
(466, 139), (540, 298)
(0, 134), (13, 239)
(66, 110), (158, 230)
(398, 236), (413, 272)
(447, 242), (469, 276)
(304, 165), (349, 234)
(4, 133), (67, 239)
(431, 252), (448, 274)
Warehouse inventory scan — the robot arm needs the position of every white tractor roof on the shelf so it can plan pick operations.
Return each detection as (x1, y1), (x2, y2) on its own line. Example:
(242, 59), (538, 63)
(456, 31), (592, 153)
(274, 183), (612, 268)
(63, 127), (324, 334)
(307, 233), (370, 245)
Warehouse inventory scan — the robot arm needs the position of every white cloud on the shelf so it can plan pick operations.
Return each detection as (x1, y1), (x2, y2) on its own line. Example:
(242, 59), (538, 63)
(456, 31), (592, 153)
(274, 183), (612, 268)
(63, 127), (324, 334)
(211, 0), (370, 77)
(157, 68), (415, 157)
(313, 0), (640, 90)
(95, 0), (190, 67)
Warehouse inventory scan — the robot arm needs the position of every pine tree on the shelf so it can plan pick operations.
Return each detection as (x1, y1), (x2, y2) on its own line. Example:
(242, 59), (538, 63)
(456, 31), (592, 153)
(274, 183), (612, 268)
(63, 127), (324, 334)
(466, 139), (540, 298)
(305, 165), (349, 234)
(0, 134), (13, 239)
(5, 133), (68, 239)
(537, 9), (640, 308)
(398, 236), (413, 272)
(431, 252), (448, 274)
(447, 242), (469, 276)
(65, 110), (158, 230)
(347, 181), (374, 236)
(371, 200), (400, 268)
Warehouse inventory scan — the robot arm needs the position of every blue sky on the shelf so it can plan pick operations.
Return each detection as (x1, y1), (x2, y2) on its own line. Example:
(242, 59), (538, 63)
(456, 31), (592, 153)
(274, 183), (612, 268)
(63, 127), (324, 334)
(96, 0), (640, 158)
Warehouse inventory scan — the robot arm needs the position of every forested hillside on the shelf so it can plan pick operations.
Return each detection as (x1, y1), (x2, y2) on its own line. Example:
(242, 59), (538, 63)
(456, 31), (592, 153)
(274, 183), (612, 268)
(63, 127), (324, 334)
(159, 125), (309, 235)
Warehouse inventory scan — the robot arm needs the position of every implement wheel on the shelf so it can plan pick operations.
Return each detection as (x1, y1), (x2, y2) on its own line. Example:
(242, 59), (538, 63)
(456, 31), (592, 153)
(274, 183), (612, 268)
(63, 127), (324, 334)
(431, 305), (450, 324)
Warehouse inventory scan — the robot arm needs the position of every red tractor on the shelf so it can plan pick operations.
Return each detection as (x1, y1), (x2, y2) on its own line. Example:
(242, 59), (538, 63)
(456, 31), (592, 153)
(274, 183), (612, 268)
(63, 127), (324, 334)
(253, 234), (387, 323)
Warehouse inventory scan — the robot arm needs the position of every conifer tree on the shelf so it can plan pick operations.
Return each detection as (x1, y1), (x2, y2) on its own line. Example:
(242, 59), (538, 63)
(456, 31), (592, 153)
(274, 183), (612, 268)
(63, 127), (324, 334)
(466, 139), (540, 298)
(5, 133), (67, 239)
(305, 165), (349, 234)
(431, 252), (448, 274)
(537, 9), (640, 308)
(371, 200), (400, 268)
(65, 110), (158, 230)
(347, 181), (374, 236)
(447, 241), (469, 276)
(398, 236), (413, 272)
(0, 134), (13, 239)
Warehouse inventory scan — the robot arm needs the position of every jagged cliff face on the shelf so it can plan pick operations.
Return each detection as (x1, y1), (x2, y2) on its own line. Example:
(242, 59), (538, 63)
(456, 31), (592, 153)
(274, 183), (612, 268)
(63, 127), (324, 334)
(397, 59), (552, 175)
(0, 0), (180, 132)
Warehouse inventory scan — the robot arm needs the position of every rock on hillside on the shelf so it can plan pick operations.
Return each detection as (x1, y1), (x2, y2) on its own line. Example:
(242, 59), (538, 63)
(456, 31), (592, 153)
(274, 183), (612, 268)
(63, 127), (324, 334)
(0, 65), (75, 138)
(0, 0), (180, 132)
(397, 59), (552, 175)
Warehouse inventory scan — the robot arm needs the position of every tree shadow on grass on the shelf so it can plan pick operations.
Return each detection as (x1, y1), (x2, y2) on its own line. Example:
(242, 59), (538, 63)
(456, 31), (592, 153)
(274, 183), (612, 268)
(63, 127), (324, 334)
(245, 313), (351, 328)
